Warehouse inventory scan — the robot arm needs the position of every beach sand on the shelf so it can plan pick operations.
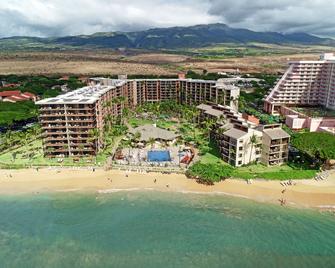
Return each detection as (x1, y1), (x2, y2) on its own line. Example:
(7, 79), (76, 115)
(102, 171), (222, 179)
(0, 168), (335, 209)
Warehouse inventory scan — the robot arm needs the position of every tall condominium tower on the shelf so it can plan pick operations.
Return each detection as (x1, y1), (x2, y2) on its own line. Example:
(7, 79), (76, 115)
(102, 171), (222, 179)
(264, 53), (335, 115)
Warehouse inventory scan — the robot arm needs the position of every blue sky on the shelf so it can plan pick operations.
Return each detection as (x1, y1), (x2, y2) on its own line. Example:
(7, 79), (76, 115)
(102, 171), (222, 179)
(0, 0), (334, 37)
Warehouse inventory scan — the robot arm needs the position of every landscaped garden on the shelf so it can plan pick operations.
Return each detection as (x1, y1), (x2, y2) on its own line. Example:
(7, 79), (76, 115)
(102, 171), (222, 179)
(0, 137), (109, 169)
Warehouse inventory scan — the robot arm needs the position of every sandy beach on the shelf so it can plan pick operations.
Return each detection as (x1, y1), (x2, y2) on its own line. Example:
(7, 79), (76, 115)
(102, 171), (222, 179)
(0, 168), (335, 210)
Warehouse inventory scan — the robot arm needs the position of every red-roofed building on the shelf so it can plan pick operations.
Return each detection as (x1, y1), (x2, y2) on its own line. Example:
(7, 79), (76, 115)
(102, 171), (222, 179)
(0, 90), (21, 99)
(0, 90), (37, 103)
(3, 96), (21, 103)
(22, 92), (37, 101)
(242, 113), (260, 125)
(2, 83), (20, 88)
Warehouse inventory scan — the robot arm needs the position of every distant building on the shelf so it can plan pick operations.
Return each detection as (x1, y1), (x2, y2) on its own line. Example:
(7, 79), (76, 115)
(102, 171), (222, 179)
(264, 53), (335, 114)
(264, 53), (335, 133)
(0, 90), (37, 103)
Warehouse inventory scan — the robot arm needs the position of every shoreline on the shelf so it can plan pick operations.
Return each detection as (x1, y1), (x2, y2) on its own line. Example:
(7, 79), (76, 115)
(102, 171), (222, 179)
(0, 168), (335, 210)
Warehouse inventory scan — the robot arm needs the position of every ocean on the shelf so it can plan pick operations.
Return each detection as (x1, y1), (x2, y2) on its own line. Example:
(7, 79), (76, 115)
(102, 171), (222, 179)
(0, 191), (334, 268)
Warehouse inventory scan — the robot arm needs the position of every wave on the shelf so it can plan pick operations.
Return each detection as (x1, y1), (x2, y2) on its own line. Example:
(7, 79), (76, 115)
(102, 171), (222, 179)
(98, 188), (155, 194)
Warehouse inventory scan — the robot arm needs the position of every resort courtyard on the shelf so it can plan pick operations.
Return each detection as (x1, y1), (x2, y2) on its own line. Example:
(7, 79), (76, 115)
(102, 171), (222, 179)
(114, 124), (195, 168)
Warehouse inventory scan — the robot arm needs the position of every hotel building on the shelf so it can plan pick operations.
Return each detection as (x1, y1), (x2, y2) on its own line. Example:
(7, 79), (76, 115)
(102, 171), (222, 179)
(197, 104), (290, 167)
(36, 75), (240, 157)
(264, 53), (335, 115)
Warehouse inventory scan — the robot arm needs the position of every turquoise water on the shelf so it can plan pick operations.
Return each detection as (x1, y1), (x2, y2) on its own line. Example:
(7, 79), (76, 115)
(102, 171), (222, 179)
(0, 192), (334, 268)
(147, 150), (171, 162)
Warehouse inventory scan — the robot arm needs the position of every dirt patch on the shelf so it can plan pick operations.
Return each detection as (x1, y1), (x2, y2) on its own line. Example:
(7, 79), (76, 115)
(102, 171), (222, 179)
(125, 53), (190, 64)
(0, 51), (321, 75)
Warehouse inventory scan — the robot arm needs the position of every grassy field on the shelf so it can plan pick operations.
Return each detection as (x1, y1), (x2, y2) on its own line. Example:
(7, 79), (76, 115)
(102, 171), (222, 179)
(180, 43), (335, 59)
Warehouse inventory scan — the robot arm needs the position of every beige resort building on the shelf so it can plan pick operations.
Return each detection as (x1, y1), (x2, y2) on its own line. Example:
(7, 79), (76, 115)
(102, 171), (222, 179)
(197, 104), (290, 167)
(36, 75), (240, 158)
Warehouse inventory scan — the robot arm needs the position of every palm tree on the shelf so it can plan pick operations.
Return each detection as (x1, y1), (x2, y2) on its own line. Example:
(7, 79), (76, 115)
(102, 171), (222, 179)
(148, 137), (155, 149)
(123, 139), (132, 163)
(204, 118), (216, 142)
(11, 152), (17, 162)
(217, 127), (227, 138)
(249, 134), (259, 164)
(88, 128), (100, 150)
(121, 107), (130, 126)
(133, 131), (141, 145)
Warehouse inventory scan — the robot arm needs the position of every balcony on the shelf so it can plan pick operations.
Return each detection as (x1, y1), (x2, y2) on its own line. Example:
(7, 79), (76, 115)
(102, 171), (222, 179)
(39, 113), (66, 117)
(44, 142), (68, 147)
(42, 125), (67, 129)
(67, 125), (95, 129)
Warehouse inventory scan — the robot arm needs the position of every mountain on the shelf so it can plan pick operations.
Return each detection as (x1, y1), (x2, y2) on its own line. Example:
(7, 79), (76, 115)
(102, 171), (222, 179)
(1, 23), (334, 50)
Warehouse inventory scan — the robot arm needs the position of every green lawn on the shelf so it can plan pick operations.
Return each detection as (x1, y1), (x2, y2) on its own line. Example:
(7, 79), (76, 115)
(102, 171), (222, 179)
(0, 139), (107, 168)
(199, 152), (225, 165)
(128, 117), (177, 130)
(198, 144), (318, 180)
(199, 141), (226, 165)
(232, 164), (318, 180)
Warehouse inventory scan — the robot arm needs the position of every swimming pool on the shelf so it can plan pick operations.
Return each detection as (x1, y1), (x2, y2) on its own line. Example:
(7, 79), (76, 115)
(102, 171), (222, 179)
(147, 150), (171, 162)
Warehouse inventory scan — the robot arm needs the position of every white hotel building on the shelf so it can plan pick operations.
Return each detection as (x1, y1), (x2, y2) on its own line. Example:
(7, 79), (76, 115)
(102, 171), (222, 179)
(264, 53), (335, 115)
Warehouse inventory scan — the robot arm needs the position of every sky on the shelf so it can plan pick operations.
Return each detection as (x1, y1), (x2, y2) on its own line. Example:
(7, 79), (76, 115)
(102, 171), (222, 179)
(0, 0), (334, 38)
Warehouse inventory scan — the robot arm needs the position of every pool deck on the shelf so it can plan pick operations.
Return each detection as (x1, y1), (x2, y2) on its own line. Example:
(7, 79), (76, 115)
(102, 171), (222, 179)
(147, 150), (171, 162)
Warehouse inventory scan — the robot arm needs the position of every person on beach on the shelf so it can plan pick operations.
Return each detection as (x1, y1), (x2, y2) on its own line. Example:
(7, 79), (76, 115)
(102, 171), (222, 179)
(279, 198), (286, 206)
(154, 179), (157, 183)
(281, 189), (286, 194)
(166, 184), (169, 188)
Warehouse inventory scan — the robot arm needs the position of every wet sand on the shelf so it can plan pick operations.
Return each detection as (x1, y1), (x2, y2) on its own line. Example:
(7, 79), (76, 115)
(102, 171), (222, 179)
(0, 168), (334, 209)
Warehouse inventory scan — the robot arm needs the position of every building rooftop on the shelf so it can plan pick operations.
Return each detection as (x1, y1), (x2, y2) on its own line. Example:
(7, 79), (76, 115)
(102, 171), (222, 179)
(37, 76), (240, 105)
(129, 124), (180, 142)
(205, 109), (224, 118)
(223, 127), (248, 139)
(196, 104), (213, 111)
(36, 85), (115, 105)
(263, 128), (290, 140)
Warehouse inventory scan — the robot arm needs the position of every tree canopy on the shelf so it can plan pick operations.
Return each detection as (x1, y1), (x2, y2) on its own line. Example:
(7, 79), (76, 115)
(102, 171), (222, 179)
(186, 162), (234, 185)
(291, 132), (335, 161)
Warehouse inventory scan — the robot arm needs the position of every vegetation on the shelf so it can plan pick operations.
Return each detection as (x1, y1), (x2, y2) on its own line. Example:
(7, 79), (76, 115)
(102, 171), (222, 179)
(0, 139), (108, 169)
(197, 140), (318, 181)
(291, 132), (335, 162)
(0, 101), (38, 127)
(186, 162), (234, 185)
(236, 73), (284, 124)
(0, 124), (41, 152)
(232, 164), (317, 180)
(186, 70), (229, 80)
(0, 75), (85, 128)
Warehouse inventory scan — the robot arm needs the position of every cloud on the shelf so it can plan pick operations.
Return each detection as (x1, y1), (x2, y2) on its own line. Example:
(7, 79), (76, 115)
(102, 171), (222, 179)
(0, 0), (334, 37)
(0, 0), (218, 37)
(208, 0), (335, 37)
